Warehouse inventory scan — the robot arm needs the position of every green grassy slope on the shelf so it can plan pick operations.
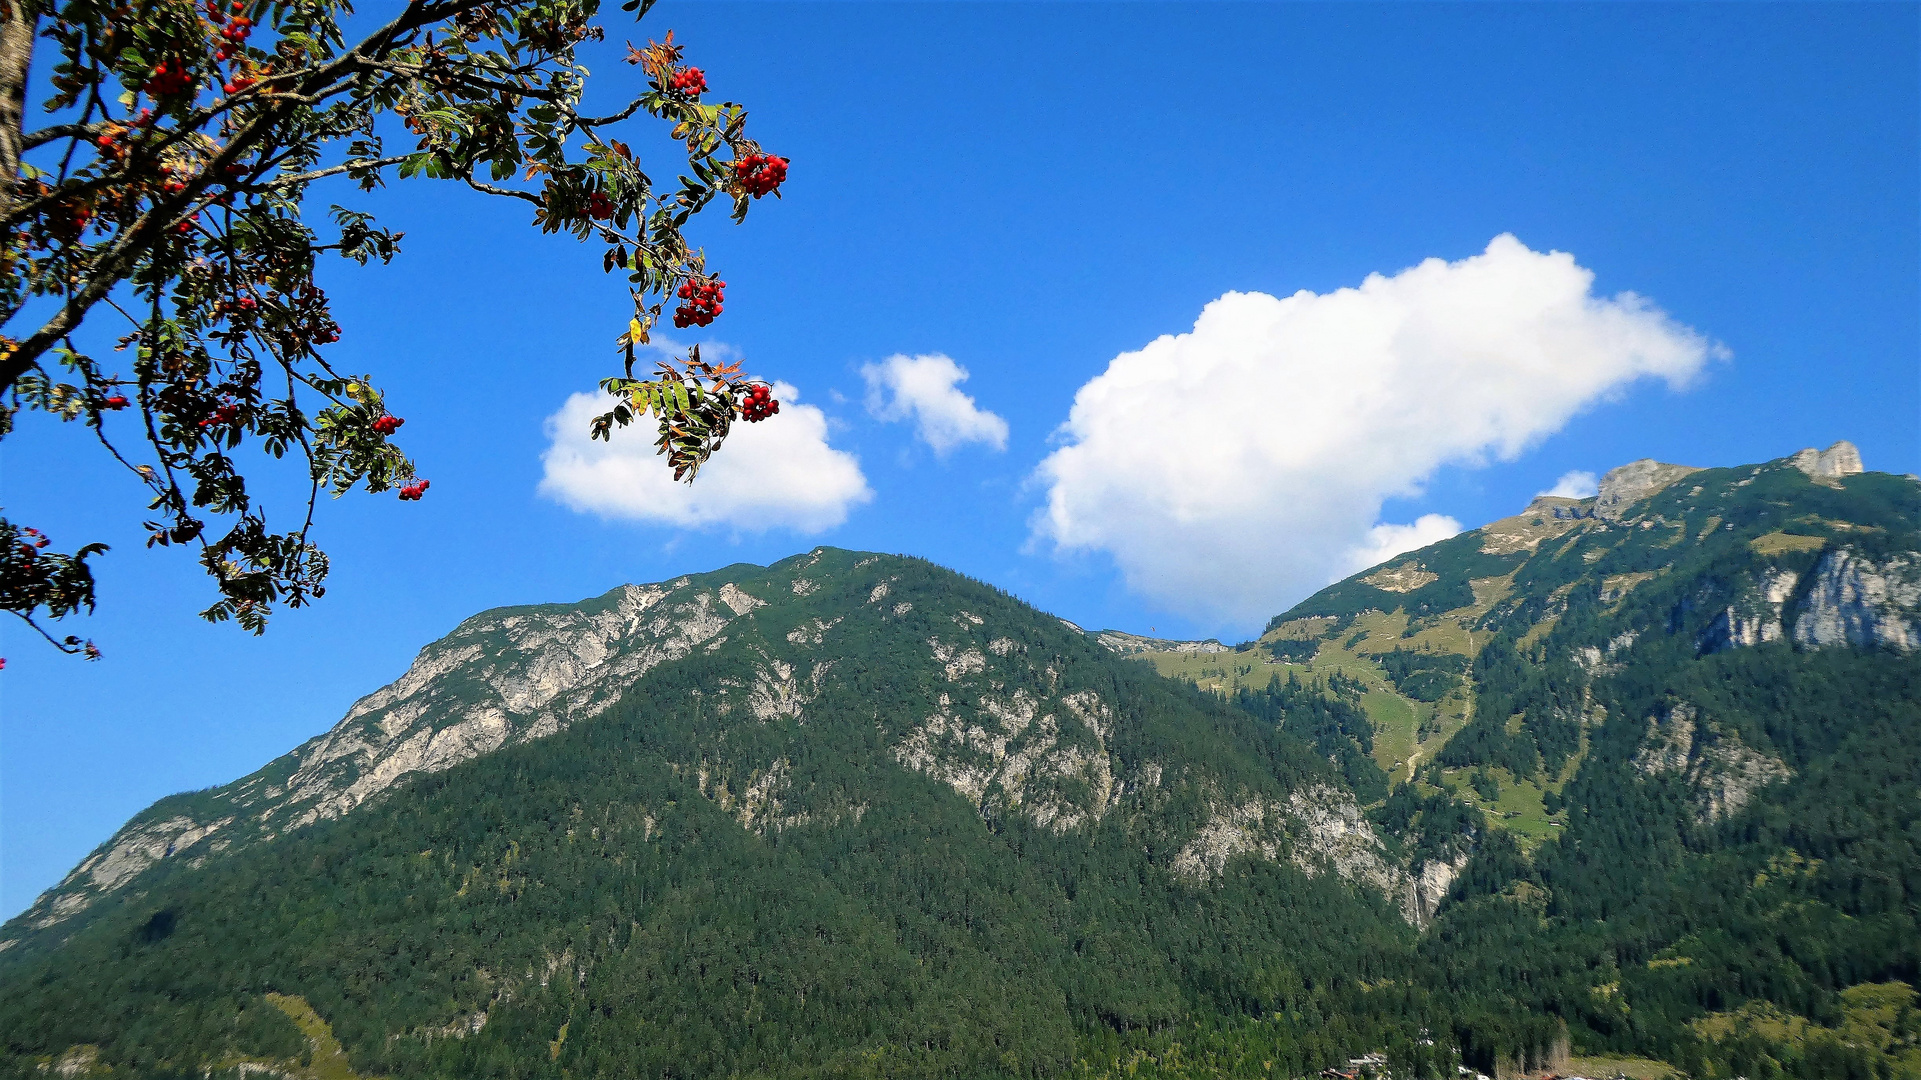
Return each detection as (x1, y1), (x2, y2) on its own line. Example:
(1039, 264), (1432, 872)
(1126, 455), (1921, 1079)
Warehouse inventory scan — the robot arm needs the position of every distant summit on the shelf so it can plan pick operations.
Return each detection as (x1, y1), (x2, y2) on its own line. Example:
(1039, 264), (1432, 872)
(1788, 439), (1865, 479)
(1586, 440), (1865, 521)
(1091, 629), (1226, 656)
(1594, 457), (1702, 519)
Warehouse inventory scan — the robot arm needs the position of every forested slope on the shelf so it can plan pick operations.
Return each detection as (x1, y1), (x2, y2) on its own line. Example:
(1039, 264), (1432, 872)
(1224, 446), (1921, 1078)
(0, 551), (1425, 1079)
(3, 446), (1916, 1080)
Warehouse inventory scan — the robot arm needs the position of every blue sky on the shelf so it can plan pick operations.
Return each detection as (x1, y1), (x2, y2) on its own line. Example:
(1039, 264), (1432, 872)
(2, 2), (1916, 918)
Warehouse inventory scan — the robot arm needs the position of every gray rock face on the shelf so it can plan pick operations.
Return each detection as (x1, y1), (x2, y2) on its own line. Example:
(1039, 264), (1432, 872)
(1402, 851), (1471, 928)
(1701, 569), (1802, 653)
(1633, 702), (1792, 824)
(1167, 783), (1407, 920)
(1792, 549), (1921, 652)
(1594, 458), (1702, 520)
(1788, 440), (1865, 479)
(1691, 545), (1919, 655)
(16, 574), (776, 933)
(1092, 630), (1226, 656)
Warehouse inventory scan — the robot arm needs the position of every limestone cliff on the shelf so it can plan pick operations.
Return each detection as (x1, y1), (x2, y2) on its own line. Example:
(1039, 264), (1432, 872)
(1594, 458), (1702, 520)
(15, 570), (788, 933)
(1698, 547), (1920, 655)
(1633, 702), (1793, 824)
(1788, 440), (1865, 480)
(1791, 548), (1921, 652)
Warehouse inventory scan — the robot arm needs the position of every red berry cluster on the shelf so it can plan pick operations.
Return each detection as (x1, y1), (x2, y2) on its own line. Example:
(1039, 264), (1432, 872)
(224, 72), (256, 95)
(18, 527), (50, 553)
(372, 415), (404, 436)
(397, 479), (430, 501)
(144, 59), (195, 99)
(741, 383), (779, 422)
(209, 2), (253, 62)
(669, 67), (707, 96)
(93, 125), (127, 164)
(673, 277), (724, 328)
(732, 154), (788, 198)
(102, 394), (130, 410)
(198, 400), (243, 429)
(586, 192), (614, 220)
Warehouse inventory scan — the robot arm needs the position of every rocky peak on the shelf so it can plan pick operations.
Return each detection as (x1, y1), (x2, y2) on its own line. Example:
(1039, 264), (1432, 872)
(1093, 630), (1226, 656)
(13, 563), (814, 935)
(1788, 440), (1864, 479)
(1595, 458), (1702, 520)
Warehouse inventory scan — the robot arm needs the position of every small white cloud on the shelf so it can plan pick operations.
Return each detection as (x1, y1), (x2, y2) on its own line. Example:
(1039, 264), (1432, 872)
(861, 353), (1009, 454)
(1344, 514), (1464, 576)
(1539, 470), (1599, 499)
(1032, 234), (1724, 629)
(538, 381), (871, 533)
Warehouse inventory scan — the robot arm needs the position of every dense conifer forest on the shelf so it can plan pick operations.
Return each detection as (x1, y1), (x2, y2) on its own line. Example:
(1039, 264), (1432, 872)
(2, 457), (1916, 1079)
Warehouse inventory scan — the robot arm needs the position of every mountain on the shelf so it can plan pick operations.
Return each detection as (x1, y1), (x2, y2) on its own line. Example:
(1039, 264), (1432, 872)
(2, 443), (1916, 1080)
(0, 550), (1433, 1079)
(1141, 441), (1921, 1077)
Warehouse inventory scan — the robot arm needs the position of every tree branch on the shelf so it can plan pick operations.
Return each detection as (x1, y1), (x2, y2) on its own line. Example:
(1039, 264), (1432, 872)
(464, 176), (542, 205)
(1, 0), (494, 392)
(263, 153), (411, 190)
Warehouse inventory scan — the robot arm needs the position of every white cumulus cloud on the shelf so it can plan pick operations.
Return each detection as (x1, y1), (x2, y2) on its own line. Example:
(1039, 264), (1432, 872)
(539, 382), (871, 533)
(862, 353), (1009, 454)
(1539, 470), (1600, 499)
(1032, 234), (1722, 629)
(1343, 514), (1465, 578)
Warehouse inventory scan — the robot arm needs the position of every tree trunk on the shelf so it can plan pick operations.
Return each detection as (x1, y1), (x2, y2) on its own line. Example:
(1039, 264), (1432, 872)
(0, 0), (35, 227)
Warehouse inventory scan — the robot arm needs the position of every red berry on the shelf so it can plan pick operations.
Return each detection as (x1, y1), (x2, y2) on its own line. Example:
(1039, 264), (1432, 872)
(670, 68), (708, 96)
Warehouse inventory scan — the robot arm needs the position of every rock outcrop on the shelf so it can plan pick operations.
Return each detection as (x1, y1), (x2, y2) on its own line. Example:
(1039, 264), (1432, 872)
(1633, 702), (1792, 823)
(1788, 440), (1865, 480)
(16, 572), (786, 932)
(1594, 458), (1702, 520)
(1169, 783), (1407, 920)
(1792, 548), (1921, 652)
(1363, 563), (1440, 593)
(892, 681), (1122, 835)
(1092, 630), (1226, 656)
(1687, 546), (1919, 656)
(1701, 569), (1802, 652)
(1403, 851), (1472, 928)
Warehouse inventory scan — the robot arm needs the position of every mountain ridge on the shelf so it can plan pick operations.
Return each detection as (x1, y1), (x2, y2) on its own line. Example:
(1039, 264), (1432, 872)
(3, 441), (1916, 1080)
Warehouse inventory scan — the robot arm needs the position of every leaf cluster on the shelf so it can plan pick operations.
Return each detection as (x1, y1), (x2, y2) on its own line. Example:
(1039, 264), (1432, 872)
(0, 0), (787, 649)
